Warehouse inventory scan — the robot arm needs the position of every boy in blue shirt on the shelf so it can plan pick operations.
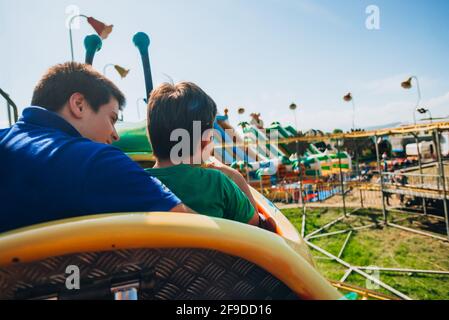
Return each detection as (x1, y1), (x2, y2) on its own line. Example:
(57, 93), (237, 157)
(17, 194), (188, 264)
(0, 62), (190, 233)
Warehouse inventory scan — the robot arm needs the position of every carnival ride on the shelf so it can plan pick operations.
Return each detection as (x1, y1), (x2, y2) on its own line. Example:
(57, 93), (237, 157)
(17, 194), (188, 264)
(2, 14), (449, 300)
(0, 28), (348, 300)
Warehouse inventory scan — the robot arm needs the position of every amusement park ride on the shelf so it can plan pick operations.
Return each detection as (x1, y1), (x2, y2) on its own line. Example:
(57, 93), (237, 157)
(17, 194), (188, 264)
(1, 14), (449, 301)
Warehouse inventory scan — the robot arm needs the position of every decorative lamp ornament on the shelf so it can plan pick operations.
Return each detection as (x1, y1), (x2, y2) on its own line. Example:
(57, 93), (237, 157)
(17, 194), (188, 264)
(401, 77), (413, 89)
(114, 65), (130, 79)
(87, 17), (113, 39)
(343, 93), (352, 102)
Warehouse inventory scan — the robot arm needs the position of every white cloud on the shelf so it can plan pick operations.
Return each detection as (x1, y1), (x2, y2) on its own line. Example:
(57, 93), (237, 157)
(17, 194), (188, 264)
(0, 120), (10, 129)
(426, 91), (449, 116)
(225, 87), (449, 133)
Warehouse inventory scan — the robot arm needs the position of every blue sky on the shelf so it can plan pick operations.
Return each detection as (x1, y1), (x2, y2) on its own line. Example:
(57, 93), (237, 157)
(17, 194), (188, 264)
(1, 0), (448, 131)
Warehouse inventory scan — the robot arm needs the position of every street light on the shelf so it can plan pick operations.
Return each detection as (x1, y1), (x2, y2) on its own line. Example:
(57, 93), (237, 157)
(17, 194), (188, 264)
(289, 103), (298, 134)
(401, 76), (422, 125)
(343, 92), (363, 185)
(135, 97), (147, 120)
(343, 92), (356, 131)
(402, 76), (428, 215)
(289, 102), (301, 160)
(237, 107), (245, 126)
(69, 15), (113, 61)
(0, 88), (18, 126)
(101, 64), (130, 120)
(103, 64), (130, 79)
(416, 107), (433, 124)
(336, 138), (347, 216)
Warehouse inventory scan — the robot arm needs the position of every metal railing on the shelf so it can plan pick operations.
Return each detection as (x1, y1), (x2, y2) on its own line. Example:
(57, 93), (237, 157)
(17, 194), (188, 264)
(0, 88), (18, 127)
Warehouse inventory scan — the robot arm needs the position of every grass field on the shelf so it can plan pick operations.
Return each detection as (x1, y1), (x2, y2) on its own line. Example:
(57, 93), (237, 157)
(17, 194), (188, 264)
(281, 207), (449, 300)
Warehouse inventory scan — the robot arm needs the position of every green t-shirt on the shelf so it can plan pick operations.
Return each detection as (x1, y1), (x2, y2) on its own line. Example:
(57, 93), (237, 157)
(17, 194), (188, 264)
(145, 164), (255, 223)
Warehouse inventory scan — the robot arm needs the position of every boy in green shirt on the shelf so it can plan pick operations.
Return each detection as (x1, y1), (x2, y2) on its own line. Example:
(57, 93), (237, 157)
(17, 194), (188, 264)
(146, 82), (259, 226)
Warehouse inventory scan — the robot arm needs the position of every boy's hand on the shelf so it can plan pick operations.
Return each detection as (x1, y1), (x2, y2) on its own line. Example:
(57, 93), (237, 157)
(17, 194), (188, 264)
(204, 157), (259, 221)
(204, 157), (245, 184)
(258, 214), (277, 233)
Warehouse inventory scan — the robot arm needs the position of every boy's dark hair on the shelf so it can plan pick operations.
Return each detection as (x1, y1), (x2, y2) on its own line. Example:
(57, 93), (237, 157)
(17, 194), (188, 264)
(147, 82), (217, 160)
(31, 62), (126, 112)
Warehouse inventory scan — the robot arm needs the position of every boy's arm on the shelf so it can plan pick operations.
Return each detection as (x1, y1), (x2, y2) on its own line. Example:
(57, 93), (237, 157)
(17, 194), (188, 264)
(170, 203), (196, 213)
(247, 211), (260, 226)
(209, 163), (277, 231)
(204, 159), (258, 214)
(220, 173), (259, 226)
(205, 158), (277, 231)
(83, 146), (195, 214)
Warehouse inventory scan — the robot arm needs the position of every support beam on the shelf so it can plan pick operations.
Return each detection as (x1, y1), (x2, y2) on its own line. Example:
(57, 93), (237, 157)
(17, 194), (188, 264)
(412, 132), (428, 215)
(305, 214), (347, 240)
(307, 223), (377, 240)
(306, 240), (412, 300)
(355, 266), (449, 275)
(374, 135), (388, 224)
(336, 139), (347, 216)
(434, 129), (449, 241)
(301, 206), (306, 238)
(337, 231), (353, 259)
(388, 222), (448, 242)
(340, 268), (353, 282)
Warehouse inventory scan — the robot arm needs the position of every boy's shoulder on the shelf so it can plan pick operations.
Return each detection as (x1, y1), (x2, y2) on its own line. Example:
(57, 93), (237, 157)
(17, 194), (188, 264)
(196, 167), (243, 194)
(148, 164), (226, 177)
(196, 165), (230, 180)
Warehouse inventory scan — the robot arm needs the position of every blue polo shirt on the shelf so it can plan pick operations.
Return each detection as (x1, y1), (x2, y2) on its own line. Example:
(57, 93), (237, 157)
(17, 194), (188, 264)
(0, 106), (181, 233)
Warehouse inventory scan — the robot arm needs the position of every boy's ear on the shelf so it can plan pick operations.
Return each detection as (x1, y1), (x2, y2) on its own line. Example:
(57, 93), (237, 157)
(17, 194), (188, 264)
(67, 93), (87, 119)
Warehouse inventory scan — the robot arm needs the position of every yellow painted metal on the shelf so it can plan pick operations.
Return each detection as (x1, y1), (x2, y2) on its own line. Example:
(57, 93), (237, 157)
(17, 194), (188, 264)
(0, 189), (341, 300)
(126, 152), (155, 162)
(329, 280), (397, 300)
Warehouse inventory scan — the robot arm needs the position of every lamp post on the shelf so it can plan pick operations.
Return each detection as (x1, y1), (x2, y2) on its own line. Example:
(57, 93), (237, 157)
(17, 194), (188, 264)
(289, 103), (298, 132)
(135, 98), (146, 121)
(343, 92), (361, 182)
(237, 107), (248, 182)
(69, 15), (113, 61)
(343, 92), (356, 131)
(289, 102), (304, 207)
(237, 107), (245, 124)
(289, 102), (300, 157)
(103, 64), (130, 79)
(401, 76), (422, 125)
(336, 138), (347, 217)
(402, 76), (428, 215)
(374, 136), (388, 224)
(102, 64), (130, 121)
(416, 107), (433, 124)
(0, 88), (18, 126)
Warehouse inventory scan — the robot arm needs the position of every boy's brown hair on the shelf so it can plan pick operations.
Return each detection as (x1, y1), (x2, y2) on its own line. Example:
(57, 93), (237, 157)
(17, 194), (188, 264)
(147, 82), (217, 160)
(31, 62), (126, 112)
